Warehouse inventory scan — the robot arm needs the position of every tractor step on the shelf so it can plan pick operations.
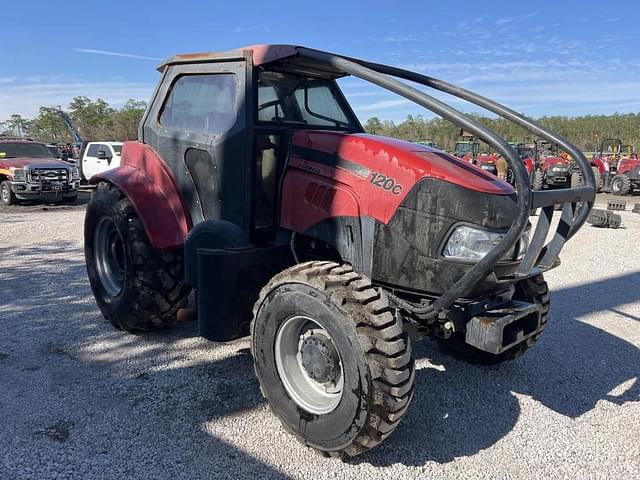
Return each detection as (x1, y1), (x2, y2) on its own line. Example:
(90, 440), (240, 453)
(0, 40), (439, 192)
(607, 199), (626, 211)
(632, 203), (640, 214)
(464, 300), (541, 355)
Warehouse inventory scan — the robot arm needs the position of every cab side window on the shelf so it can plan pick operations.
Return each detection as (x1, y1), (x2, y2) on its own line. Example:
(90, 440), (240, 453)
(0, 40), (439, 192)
(159, 74), (237, 134)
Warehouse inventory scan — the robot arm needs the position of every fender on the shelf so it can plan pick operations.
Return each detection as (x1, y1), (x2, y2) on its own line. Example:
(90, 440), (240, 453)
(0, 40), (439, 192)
(590, 158), (605, 175)
(91, 141), (191, 249)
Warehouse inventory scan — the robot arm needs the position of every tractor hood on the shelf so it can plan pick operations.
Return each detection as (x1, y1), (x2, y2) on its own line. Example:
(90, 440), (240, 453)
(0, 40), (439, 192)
(289, 131), (512, 196)
(541, 156), (569, 170)
(0, 157), (69, 168)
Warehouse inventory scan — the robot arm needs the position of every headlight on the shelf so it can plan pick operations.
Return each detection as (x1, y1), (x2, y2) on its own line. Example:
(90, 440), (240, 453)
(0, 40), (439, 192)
(443, 226), (504, 261)
(9, 167), (26, 182)
(443, 225), (530, 262)
(71, 167), (80, 179)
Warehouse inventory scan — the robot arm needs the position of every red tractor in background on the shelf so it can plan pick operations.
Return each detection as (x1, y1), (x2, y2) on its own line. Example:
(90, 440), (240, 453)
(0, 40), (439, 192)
(83, 45), (595, 458)
(453, 134), (497, 175)
(531, 141), (573, 190)
(505, 142), (535, 186)
(588, 139), (640, 195)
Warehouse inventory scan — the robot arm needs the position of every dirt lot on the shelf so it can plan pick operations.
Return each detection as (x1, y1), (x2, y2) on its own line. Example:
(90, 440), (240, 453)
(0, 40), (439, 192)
(0, 194), (638, 479)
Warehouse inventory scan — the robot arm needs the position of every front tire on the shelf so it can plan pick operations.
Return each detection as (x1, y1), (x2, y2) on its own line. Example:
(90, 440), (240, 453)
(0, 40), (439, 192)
(611, 174), (631, 195)
(84, 182), (189, 331)
(251, 261), (414, 457)
(437, 274), (550, 365)
(532, 170), (544, 190)
(1, 181), (16, 205)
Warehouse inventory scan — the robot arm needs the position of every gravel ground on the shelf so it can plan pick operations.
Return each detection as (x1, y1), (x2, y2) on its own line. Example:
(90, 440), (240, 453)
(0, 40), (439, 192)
(0, 195), (638, 479)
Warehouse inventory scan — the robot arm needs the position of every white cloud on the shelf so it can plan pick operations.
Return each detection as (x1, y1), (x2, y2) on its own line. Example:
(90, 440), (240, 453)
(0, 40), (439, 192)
(0, 77), (16, 84)
(353, 99), (411, 113)
(74, 48), (162, 61)
(232, 25), (271, 33)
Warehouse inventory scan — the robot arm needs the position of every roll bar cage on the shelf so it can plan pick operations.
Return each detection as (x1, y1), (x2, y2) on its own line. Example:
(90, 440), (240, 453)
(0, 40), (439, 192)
(296, 48), (596, 318)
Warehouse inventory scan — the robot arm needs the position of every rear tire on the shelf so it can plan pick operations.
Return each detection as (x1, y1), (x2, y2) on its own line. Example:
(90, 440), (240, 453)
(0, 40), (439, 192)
(572, 166), (602, 192)
(611, 174), (631, 195)
(532, 170), (544, 190)
(437, 274), (549, 365)
(592, 166), (603, 192)
(251, 261), (414, 457)
(84, 182), (189, 331)
(1, 181), (16, 205)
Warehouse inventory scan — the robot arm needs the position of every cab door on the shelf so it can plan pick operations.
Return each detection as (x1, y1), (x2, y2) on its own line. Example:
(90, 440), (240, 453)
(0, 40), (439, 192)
(141, 59), (250, 230)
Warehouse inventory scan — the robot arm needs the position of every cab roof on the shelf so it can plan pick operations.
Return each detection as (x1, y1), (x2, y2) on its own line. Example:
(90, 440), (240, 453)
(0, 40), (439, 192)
(158, 44), (299, 70)
(157, 45), (347, 79)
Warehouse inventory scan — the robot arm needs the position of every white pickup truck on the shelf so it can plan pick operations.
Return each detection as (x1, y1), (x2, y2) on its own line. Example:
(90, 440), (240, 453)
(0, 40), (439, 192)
(79, 141), (123, 181)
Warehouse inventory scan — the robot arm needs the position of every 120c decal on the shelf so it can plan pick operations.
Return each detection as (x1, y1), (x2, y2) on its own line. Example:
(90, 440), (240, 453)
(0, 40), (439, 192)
(369, 172), (404, 195)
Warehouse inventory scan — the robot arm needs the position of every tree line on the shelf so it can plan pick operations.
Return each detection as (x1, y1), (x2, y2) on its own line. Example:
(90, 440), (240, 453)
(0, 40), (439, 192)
(2, 96), (638, 152)
(364, 113), (640, 152)
(0, 97), (147, 144)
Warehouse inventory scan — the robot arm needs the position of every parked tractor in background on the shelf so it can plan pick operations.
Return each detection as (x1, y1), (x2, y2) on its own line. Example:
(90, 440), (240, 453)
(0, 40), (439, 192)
(453, 135), (497, 174)
(587, 139), (640, 195)
(531, 140), (572, 190)
(453, 137), (479, 160)
(83, 45), (594, 458)
(506, 142), (535, 186)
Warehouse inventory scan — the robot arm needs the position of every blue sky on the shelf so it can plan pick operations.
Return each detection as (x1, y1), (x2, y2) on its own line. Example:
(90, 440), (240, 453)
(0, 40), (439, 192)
(1, 0), (639, 122)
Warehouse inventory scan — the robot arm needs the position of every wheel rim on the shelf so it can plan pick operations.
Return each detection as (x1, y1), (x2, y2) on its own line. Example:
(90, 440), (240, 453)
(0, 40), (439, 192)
(94, 217), (125, 297)
(1, 185), (8, 202)
(612, 178), (621, 192)
(275, 315), (344, 415)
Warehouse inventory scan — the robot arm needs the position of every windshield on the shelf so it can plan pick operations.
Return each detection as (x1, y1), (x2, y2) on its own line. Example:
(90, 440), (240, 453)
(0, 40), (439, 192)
(257, 71), (358, 129)
(0, 142), (53, 159)
(455, 142), (479, 155)
(112, 145), (122, 155)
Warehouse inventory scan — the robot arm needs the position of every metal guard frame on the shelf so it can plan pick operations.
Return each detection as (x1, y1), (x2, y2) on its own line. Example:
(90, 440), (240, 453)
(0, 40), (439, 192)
(297, 48), (596, 318)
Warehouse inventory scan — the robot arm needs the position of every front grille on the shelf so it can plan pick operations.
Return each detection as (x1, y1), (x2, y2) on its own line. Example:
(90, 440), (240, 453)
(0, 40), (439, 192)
(28, 168), (70, 182)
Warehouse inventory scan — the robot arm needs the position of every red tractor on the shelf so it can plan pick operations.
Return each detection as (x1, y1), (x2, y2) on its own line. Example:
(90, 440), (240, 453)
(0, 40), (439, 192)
(453, 136), (498, 175)
(83, 45), (595, 457)
(589, 139), (640, 195)
(506, 142), (535, 185)
(531, 141), (572, 190)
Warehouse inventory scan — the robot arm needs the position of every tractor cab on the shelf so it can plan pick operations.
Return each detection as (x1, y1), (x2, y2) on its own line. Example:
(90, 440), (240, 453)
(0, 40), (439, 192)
(453, 134), (480, 161)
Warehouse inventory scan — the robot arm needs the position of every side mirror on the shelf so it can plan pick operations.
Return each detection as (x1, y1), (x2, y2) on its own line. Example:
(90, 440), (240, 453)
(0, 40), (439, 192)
(96, 150), (109, 160)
